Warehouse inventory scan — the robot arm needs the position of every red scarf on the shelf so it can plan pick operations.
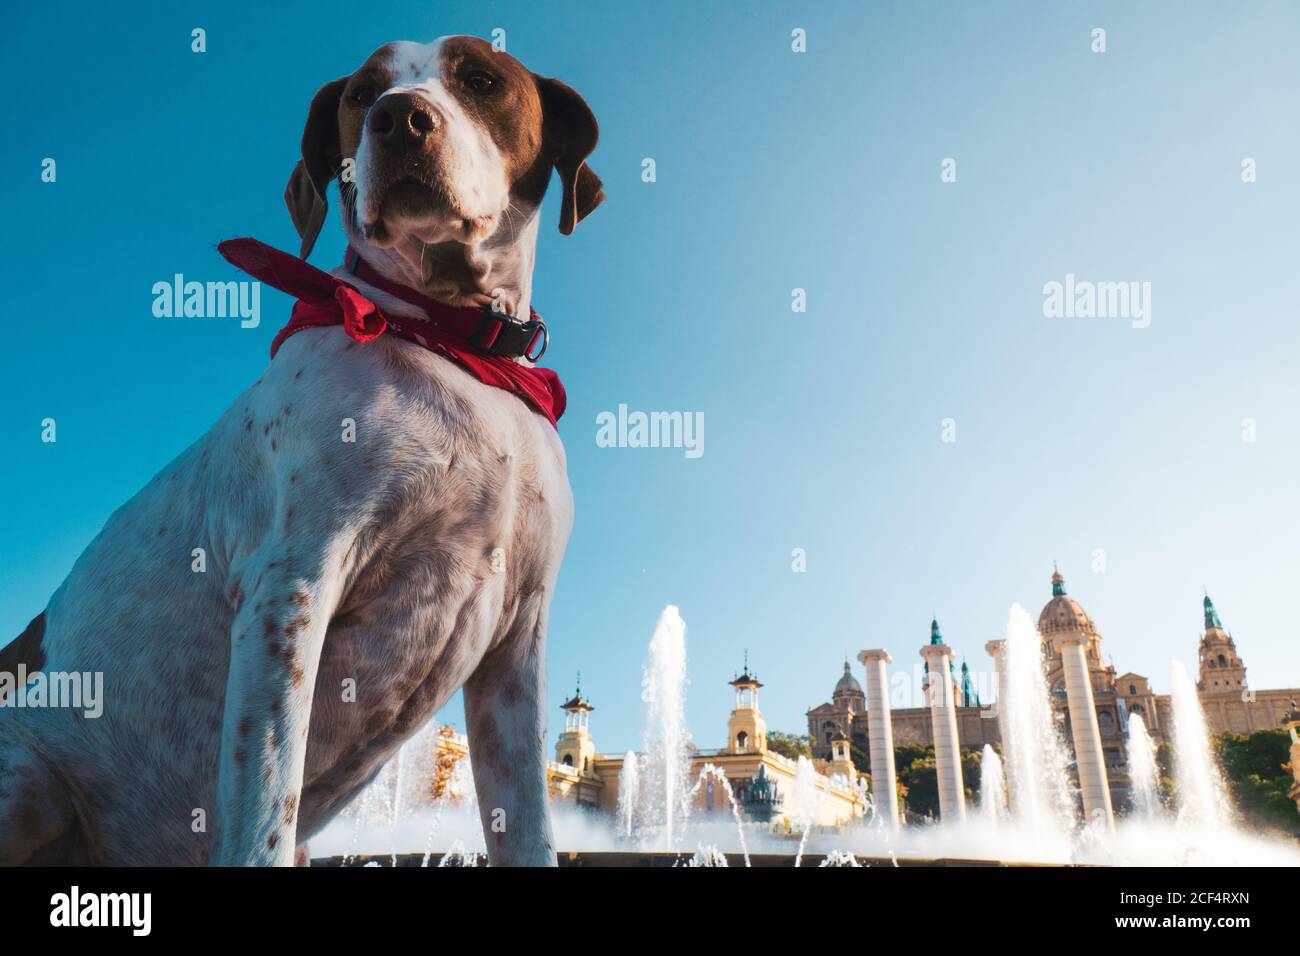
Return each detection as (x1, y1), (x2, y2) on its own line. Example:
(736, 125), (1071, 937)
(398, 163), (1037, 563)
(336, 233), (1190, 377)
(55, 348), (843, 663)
(217, 238), (566, 428)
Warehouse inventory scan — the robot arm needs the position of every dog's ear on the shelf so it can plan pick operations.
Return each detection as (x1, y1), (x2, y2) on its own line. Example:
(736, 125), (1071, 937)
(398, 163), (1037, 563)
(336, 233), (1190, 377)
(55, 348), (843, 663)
(534, 75), (604, 235)
(284, 76), (348, 258)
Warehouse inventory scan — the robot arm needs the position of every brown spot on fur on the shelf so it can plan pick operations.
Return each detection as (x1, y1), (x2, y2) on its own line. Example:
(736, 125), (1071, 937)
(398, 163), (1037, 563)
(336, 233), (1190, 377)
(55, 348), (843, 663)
(239, 716), (252, 738)
(263, 424), (271, 436)
(284, 794), (298, 826)
(267, 639), (279, 658)
(289, 663), (306, 688)
(235, 748), (246, 766)
(267, 834), (279, 850)
(285, 614), (309, 637)
(263, 617), (277, 637)
(394, 708), (417, 734)
(271, 440), (277, 451)
(290, 588), (310, 606)
(289, 472), (299, 483)
(270, 699), (281, 715)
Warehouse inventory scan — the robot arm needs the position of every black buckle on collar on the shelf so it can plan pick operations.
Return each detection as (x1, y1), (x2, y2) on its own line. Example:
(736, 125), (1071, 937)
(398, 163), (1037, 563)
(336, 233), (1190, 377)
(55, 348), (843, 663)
(473, 307), (548, 362)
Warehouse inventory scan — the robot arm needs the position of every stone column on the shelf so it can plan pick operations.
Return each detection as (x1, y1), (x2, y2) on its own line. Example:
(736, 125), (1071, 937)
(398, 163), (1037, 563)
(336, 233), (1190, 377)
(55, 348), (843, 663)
(1052, 635), (1114, 828)
(919, 643), (965, 824)
(985, 639), (1009, 746)
(857, 649), (900, 831)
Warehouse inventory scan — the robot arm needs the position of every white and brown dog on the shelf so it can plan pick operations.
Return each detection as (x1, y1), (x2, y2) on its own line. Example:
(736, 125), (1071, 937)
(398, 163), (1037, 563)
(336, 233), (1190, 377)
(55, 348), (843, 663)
(0, 36), (602, 866)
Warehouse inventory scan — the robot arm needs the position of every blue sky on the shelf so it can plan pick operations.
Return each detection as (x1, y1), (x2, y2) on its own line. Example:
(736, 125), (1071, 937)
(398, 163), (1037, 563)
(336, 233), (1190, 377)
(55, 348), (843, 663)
(4, 1), (1299, 756)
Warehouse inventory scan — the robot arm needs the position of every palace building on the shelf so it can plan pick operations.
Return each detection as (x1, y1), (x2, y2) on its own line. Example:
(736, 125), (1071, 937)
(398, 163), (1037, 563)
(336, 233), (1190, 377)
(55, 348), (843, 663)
(545, 666), (866, 827)
(807, 569), (1300, 773)
(427, 569), (1297, 828)
(806, 618), (1001, 761)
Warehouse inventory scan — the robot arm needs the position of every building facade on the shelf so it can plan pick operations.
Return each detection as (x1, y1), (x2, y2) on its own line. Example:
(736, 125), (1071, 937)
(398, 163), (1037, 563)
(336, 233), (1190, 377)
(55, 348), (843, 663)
(808, 569), (1300, 766)
(806, 620), (1000, 761)
(546, 666), (866, 828)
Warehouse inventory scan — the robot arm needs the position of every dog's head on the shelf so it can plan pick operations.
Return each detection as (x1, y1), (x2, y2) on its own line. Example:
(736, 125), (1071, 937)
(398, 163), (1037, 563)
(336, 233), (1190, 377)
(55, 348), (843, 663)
(285, 37), (603, 284)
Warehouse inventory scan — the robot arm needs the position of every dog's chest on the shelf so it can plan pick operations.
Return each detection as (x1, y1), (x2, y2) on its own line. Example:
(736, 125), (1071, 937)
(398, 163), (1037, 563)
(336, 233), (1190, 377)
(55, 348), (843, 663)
(295, 530), (541, 829)
(259, 331), (571, 826)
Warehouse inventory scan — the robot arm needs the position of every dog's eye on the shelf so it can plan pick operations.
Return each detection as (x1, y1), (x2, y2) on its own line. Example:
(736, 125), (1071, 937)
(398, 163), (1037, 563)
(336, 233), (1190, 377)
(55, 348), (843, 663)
(464, 70), (496, 94)
(350, 85), (377, 107)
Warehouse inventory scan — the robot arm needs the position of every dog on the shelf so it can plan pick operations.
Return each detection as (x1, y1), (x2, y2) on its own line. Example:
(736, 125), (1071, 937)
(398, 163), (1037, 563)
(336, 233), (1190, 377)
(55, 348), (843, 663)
(0, 35), (602, 866)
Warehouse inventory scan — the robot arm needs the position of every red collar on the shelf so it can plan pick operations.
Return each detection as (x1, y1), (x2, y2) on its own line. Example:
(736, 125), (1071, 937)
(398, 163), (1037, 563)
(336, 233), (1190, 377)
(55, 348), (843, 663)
(216, 238), (565, 427)
(341, 246), (549, 362)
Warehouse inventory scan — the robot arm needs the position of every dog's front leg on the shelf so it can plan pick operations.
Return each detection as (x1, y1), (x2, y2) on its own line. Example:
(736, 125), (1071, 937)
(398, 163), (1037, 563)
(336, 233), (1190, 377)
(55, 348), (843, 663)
(463, 612), (557, 867)
(209, 547), (343, 866)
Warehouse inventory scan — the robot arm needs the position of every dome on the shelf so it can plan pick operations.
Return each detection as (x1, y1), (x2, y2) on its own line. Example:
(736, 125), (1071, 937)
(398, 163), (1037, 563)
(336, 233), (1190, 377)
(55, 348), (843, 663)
(833, 661), (864, 698)
(1037, 568), (1099, 639)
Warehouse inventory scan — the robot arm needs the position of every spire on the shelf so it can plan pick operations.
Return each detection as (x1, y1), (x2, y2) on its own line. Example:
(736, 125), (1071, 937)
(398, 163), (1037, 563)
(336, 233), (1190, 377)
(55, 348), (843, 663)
(930, 618), (944, 645)
(1204, 594), (1223, 630)
(560, 675), (593, 713)
(960, 661), (979, 707)
(1051, 564), (1066, 597)
(730, 652), (762, 688)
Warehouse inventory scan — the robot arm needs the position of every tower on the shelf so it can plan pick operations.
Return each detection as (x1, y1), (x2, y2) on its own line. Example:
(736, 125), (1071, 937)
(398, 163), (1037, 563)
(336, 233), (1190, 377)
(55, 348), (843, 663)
(1038, 567), (1114, 828)
(919, 622), (966, 824)
(555, 678), (596, 775)
(727, 658), (767, 754)
(1197, 594), (1248, 696)
(829, 730), (856, 782)
(857, 648), (901, 830)
(832, 659), (866, 714)
(922, 619), (960, 699)
(960, 661), (979, 708)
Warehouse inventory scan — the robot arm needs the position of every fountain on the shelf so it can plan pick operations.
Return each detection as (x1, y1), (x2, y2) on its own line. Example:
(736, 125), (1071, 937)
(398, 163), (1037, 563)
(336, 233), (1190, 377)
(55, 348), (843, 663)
(688, 764), (751, 866)
(1169, 660), (1233, 827)
(819, 850), (863, 867)
(635, 605), (692, 848)
(998, 604), (1075, 846)
(788, 755), (819, 866)
(1125, 713), (1162, 819)
(617, 751), (639, 838)
(978, 745), (1008, 824)
(310, 601), (1300, 869)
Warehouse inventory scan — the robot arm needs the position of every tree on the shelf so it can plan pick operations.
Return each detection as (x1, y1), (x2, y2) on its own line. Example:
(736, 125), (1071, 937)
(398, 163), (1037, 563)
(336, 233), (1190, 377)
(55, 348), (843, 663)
(900, 754), (939, 819)
(1155, 741), (1176, 804)
(766, 730), (813, 761)
(1213, 729), (1299, 837)
(895, 744), (985, 819)
(961, 747), (983, 802)
(850, 743), (871, 774)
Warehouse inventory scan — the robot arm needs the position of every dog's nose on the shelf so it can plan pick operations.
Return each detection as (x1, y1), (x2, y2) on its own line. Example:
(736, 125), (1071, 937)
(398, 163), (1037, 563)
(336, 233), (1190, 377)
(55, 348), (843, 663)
(367, 92), (440, 144)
